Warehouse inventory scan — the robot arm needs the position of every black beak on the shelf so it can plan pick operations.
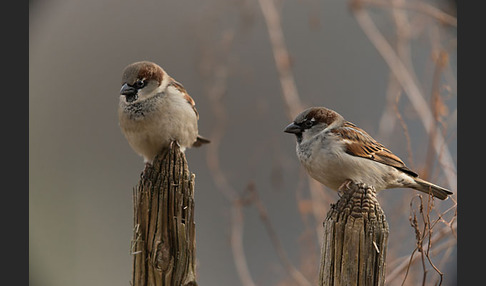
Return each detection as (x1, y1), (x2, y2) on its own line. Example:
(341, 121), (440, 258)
(120, 83), (138, 102)
(120, 83), (137, 97)
(284, 122), (302, 134)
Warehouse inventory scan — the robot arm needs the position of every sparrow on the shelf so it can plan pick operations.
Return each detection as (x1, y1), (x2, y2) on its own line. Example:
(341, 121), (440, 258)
(118, 61), (209, 164)
(284, 107), (453, 200)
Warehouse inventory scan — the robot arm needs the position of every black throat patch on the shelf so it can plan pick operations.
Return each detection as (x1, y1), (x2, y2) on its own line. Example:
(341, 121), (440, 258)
(122, 93), (162, 120)
(296, 133), (303, 144)
(125, 93), (138, 103)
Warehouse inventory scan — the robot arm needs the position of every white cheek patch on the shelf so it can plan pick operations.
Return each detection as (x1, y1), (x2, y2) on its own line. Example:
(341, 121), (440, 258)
(137, 85), (161, 100)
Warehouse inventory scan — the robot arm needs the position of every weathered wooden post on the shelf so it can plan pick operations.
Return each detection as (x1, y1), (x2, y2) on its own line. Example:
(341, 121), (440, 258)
(319, 182), (389, 286)
(131, 144), (197, 286)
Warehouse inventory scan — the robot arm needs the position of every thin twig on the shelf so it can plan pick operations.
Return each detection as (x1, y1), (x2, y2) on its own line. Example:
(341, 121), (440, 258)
(423, 50), (449, 180)
(388, 196), (456, 284)
(231, 199), (257, 286)
(377, 73), (399, 141)
(257, 0), (304, 119)
(378, 0), (417, 165)
(199, 27), (258, 286)
(203, 31), (238, 202)
(393, 91), (415, 169)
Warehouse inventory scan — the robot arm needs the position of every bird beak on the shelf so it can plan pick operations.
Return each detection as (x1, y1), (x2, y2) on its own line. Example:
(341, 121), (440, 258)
(284, 122), (302, 134)
(120, 83), (137, 97)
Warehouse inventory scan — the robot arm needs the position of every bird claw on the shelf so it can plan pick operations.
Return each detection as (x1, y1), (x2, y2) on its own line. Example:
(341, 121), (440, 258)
(170, 140), (181, 149)
(338, 179), (353, 197)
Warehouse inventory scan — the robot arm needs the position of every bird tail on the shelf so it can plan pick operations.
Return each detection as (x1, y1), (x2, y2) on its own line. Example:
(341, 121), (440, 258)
(192, 135), (211, 147)
(411, 177), (453, 200)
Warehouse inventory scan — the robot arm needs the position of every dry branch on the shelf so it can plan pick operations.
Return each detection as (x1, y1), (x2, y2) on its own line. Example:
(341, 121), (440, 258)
(319, 182), (389, 286)
(131, 144), (197, 286)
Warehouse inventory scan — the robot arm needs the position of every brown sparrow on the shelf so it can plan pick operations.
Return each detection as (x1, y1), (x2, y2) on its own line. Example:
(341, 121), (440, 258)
(118, 61), (209, 164)
(284, 107), (452, 200)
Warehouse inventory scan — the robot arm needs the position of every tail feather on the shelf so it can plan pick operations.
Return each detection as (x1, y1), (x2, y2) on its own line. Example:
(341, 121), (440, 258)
(412, 177), (453, 200)
(192, 135), (210, 147)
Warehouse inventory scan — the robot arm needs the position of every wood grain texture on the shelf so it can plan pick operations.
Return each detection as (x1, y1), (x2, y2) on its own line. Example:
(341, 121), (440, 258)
(131, 144), (197, 286)
(319, 182), (388, 286)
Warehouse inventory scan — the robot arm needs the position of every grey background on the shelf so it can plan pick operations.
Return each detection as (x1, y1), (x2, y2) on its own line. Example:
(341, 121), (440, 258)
(30, 0), (456, 285)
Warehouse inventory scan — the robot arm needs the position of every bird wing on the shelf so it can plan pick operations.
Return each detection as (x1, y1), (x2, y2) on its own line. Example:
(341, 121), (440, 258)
(332, 121), (418, 177)
(168, 80), (199, 119)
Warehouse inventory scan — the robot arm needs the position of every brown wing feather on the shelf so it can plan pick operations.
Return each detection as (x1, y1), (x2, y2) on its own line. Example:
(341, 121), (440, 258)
(168, 80), (199, 119)
(333, 122), (418, 177)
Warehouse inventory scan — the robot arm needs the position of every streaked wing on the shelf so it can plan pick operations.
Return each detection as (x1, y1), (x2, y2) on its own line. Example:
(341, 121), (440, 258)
(168, 80), (199, 119)
(332, 121), (418, 177)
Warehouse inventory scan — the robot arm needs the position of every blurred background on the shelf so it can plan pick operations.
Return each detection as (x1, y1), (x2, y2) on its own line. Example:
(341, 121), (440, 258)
(30, 0), (456, 285)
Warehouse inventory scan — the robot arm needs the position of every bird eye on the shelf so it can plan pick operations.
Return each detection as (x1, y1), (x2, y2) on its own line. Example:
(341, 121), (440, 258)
(304, 120), (314, 128)
(134, 79), (146, 89)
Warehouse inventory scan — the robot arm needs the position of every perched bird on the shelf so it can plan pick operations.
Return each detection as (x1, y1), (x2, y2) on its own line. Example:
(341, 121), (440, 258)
(118, 61), (209, 164)
(284, 107), (452, 200)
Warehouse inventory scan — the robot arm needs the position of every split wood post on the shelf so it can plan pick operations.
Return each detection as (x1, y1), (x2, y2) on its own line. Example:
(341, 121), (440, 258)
(131, 144), (197, 286)
(319, 182), (389, 286)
